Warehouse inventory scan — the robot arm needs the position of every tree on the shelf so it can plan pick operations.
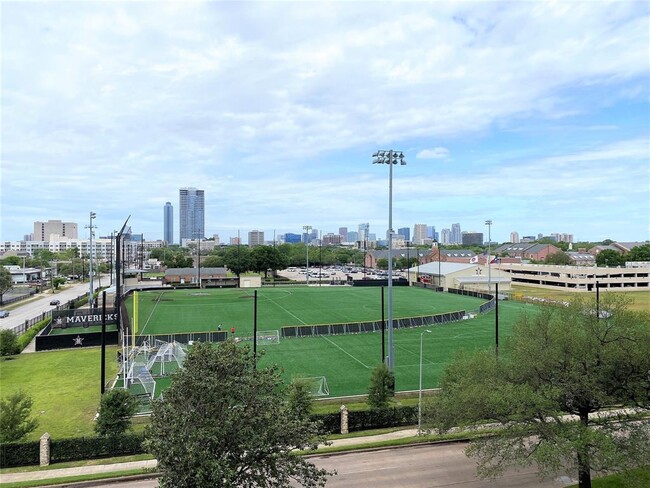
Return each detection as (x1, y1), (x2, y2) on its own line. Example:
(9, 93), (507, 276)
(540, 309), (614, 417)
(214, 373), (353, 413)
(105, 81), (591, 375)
(0, 391), (39, 442)
(424, 295), (650, 488)
(286, 379), (314, 421)
(0, 329), (20, 356)
(145, 341), (331, 487)
(222, 245), (253, 277)
(627, 243), (650, 262)
(376, 258), (388, 270)
(0, 267), (12, 305)
(595, 249), (624, 267)
(94, 389), (138, 437)
(367, 364), (395, 411)
(251, 246), (288, 277)
(543, 251), (572, 265)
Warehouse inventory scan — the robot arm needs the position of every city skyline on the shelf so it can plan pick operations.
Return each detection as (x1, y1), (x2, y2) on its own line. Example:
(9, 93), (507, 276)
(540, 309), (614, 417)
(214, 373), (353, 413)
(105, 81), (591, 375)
(1, 2), (648, 244)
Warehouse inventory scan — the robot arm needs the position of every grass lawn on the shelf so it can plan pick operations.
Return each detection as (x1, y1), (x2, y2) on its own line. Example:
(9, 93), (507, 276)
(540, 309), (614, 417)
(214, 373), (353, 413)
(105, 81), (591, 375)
(0, 347), (119, 441)
(511, 284), (650, 312)
(0, 289), (535, 438)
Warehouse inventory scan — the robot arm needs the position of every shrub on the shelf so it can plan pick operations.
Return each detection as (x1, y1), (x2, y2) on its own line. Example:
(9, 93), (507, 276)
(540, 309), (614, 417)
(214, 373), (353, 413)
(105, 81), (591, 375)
(367, 364), (395, 411)
(0, 329), (20, 356)
(0, 391), (39, 442)
(95, 389), (138, 437)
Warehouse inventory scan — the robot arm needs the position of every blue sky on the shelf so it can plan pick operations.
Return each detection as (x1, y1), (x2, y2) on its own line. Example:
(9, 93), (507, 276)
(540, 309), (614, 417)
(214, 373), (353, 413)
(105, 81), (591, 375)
(1, 1), (649, 244)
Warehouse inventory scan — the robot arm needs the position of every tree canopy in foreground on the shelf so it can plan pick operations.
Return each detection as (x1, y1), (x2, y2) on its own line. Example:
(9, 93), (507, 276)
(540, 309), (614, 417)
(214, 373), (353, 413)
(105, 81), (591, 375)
(145, 340), (332, 488)
(424, 294), (650, 488)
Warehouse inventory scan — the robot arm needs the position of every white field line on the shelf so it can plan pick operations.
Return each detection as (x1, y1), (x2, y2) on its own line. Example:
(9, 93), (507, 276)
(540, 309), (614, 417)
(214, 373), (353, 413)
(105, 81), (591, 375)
(138, 291), (164, 337)
(320, 335), (371, 369)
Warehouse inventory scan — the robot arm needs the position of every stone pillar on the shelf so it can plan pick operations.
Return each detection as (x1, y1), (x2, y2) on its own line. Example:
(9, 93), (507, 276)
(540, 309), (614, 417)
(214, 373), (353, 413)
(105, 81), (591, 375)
(39, 433), (51, 466)
(340, 405), (349, 434)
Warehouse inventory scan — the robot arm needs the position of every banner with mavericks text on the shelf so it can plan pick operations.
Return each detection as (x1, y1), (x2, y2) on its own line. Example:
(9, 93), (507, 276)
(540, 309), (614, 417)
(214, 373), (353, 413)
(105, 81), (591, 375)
(52, 308), (118, 328)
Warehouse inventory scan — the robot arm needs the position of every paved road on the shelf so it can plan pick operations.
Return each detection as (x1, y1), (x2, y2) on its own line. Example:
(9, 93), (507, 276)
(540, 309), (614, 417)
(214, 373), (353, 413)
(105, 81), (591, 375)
(87, 443), (573, 488)
(0, 280), (96, 331)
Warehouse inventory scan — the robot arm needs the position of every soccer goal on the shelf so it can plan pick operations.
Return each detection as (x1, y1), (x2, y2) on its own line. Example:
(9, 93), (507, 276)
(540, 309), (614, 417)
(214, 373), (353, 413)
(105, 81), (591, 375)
(295, 376), (330, 397)
(146, 340), (187, 376)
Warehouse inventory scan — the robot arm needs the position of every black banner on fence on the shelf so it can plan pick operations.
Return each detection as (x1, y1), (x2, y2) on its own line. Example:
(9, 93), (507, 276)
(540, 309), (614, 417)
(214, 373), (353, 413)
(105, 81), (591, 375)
(51, 308), (118, 329)
(35, 330), (119, 351)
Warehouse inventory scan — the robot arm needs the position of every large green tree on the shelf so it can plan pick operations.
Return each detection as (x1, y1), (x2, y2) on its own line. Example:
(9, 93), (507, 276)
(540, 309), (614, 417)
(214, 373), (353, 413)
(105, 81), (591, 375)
(145, 341), (331, 487)
(0, 267), (12, 305)
(424, 295), (650, 488)
(595, 249), (624, 267)
(251, 246), (288, 278)
(627, 243), (650, 262)
(222, 245), (253, 277)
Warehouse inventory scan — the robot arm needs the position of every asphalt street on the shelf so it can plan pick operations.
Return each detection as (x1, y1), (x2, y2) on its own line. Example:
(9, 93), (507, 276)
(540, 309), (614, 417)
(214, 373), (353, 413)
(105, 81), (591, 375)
(0, 280), (100, 332)
(85, 443), (573, 488)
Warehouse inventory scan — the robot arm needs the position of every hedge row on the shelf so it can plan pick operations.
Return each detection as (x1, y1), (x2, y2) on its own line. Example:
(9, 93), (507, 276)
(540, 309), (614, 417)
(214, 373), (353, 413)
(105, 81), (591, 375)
(17, 317), (51, 352)
(0, 439), (40, 468)
(0, 433), (146, 468)
(51, 433), (146, 463)
(0, 406), (418, 468)
(312, 405), (418, 435)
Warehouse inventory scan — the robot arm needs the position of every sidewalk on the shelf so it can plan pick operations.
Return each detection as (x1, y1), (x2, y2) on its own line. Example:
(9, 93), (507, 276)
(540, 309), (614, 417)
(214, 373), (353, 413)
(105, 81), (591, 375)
(0, 429), (420, 485)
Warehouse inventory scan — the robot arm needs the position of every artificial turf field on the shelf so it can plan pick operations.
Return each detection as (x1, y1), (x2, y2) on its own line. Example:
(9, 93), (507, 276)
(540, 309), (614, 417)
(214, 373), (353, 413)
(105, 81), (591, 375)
(128, 286), (486, 336)
(123, 287), (537, 397)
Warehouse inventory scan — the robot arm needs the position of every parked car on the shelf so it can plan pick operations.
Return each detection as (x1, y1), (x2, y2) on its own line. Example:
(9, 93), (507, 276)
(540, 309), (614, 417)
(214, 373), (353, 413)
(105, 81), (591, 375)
(0, 310), (9, 318)
(50, 299), (60, 306)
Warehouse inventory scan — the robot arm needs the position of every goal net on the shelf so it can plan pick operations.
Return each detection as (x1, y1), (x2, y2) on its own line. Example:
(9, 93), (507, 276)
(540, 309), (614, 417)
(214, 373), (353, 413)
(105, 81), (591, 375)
(126, 357), (156, 399)
(146, 340), (187, 376)
(295, 376), (329, 397)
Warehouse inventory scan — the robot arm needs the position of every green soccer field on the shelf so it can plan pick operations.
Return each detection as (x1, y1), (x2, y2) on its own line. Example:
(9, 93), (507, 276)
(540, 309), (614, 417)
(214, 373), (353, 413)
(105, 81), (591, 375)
(122, 287), (534, 397)
(127, 286), (485, 336)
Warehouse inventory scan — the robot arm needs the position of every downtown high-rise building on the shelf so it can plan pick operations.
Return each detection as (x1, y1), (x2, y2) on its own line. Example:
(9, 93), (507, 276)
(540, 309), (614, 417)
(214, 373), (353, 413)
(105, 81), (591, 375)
(440, 228), (451, 245)
(339, 227), (348, 242)
(248, 230), (265, 246)
(397, 227), (410, 242)
(163, 202), (173, 244)
(179, 187), (205, 241)
(358, 223), (370, 243)
(451, 223), (462, 244)
(33, 220), (78, 241)
(510, 231), (520, 243)
(413, 224), (428, 245)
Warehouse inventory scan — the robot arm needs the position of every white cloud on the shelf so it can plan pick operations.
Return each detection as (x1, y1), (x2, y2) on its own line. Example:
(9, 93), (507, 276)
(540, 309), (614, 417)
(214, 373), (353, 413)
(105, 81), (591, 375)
(1, 1), (648, 243)
(416, 148), (451, 160)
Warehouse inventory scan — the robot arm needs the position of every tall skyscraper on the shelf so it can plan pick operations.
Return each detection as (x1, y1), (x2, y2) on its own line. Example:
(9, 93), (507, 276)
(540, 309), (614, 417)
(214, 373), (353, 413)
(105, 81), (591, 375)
(179, 188), (205, 241)
(510, 231), (520, 243)
(163, 202), (173, 244)
(339, 227), (348, 242)
(451, 223), (462, 244)
(440, 228), (451, 245)
(358, 223), (370, 242)
(413, 224), (427, 245)
(397, 227), (410, 241)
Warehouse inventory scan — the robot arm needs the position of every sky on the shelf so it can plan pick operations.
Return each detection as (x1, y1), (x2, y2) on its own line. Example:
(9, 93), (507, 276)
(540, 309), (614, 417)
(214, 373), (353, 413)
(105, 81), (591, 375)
(1, 1), (649, 245)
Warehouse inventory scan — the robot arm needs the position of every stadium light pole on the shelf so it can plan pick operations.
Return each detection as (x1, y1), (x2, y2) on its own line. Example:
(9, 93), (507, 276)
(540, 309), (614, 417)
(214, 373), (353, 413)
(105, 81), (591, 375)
(372, 150), (406, 370)
(86, 212), (97, 309)
(418, 329), (432, 435)
(485, 220), (493, 294)
(303, 225), (312, 286)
